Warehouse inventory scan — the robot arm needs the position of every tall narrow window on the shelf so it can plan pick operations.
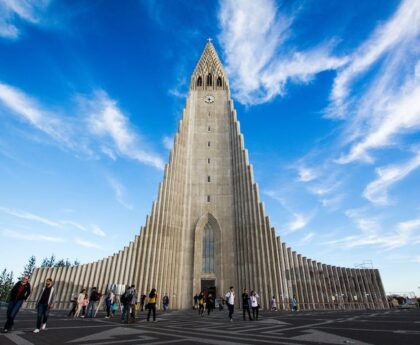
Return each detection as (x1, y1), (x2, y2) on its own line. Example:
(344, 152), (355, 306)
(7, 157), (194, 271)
(207, 195), (211, 202)
(206, 73), (212, 86)
(208, 126), (211, 131)
(208, 158), (210, 164)
(217, 77), (222, 87)
(208, 176), (211, 182)
(202, 223), (214, 273)
(208, 112), (211, 117)
(208, 141), (210, 147)
(197, 76), (202, 87)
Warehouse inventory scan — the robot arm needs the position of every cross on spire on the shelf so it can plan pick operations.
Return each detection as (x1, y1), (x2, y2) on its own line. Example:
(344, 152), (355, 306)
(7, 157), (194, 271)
(207, 37), (213, 43)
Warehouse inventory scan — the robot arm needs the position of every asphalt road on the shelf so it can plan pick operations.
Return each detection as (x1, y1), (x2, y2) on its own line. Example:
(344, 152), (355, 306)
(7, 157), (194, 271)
(0, 307), (419, 344)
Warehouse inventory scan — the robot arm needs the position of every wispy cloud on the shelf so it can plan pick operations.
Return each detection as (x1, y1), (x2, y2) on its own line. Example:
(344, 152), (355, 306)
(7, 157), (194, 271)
(284, 212), (312, 234)
(326, 219), (420, 250)
(162, 136), (173, 151)
(107, 175), (133, 210)
(0, 206), (61, 228)
(0, 82), (165, 169)
(296, 166), (318, 183)
(363, 152), (420, 205)
(85, 90), (165, 170)
(92, 224), (106, 237)
(2, 228), (64, 243)
(0, 0), (51, 39)
(60, 220), (88, 232)
(74, 237), (101, 249)
(299, 232), (315, 245)
(218, 0), (347, 105)
(330, 0), (420, 164)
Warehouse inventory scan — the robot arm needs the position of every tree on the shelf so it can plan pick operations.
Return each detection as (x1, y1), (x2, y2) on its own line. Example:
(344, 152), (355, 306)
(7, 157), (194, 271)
(0, 268), (14, 301)
(41, 254), (56, 268)
(21, 255), (36, 278)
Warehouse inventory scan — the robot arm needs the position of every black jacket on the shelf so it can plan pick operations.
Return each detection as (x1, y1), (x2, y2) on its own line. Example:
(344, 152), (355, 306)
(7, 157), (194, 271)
(9, 281), (31, 302)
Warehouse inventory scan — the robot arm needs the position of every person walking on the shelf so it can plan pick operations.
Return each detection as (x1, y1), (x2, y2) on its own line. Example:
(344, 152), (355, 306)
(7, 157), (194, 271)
(193, 294), (199, 310)
(2, 275), (31, 333)
(146, 288), (158, 322)
(271, 296), (277, 311)
(198, 292), (205, 317)
(105, 290), (115, 318)
(86, 287), (100, 318)
(291, 295), (298, 312)
(242, 288), (252, 321)
(74, 289), (86, 318)
(81, 293), (89, 317)
(33, 278), (55, 333)
(129, 285), (138, 322)
(225, 286), (235, 321)
(250, 290), (260, 320)
(140, 294), (146, 312)
(67, 295), (77, 317)
(206, 293), (214, 316)
(162, 294), (169, 311)
(121, 286), (133, 323)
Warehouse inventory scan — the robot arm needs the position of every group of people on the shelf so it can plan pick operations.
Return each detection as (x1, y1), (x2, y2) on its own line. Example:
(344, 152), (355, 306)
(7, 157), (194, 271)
(2, 275), (171, 334)
(2, 275), (55, 334)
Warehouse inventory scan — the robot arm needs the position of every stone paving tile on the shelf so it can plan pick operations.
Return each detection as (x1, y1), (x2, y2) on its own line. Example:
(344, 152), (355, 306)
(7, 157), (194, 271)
(0, 308), (419, 344)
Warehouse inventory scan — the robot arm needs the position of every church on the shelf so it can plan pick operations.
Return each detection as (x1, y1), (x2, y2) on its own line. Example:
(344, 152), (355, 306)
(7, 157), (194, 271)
(29, 42), (388, 311)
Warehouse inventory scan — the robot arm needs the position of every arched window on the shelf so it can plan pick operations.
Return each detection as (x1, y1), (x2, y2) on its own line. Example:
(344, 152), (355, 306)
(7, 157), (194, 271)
(206, 73), (212, 86)
(217, 77), (222, 87)
(197, 76), (202, 87)
(202, 223), (214, 273)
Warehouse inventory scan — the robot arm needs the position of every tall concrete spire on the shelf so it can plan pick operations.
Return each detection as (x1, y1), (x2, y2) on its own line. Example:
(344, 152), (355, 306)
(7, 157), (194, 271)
(29, 42), (388, 312)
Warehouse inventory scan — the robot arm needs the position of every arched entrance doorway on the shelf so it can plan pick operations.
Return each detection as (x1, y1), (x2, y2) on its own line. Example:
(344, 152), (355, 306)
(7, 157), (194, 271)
(193, 213), (223, 299)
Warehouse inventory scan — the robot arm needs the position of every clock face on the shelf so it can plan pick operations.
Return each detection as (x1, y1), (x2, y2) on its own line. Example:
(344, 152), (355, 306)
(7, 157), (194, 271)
(204, 95), (215, 103)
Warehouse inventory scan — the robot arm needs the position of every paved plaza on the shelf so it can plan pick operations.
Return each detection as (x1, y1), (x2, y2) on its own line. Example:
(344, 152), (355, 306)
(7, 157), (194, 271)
(0, 308), (419, 345)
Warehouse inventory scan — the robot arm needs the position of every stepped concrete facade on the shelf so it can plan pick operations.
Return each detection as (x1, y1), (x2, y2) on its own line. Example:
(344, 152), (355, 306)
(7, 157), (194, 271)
(29, 42), (388, 311)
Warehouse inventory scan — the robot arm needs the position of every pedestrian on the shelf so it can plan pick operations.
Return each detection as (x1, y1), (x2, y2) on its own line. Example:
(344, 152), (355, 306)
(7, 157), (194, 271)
(198, 292), (205, 317)
(206, 293), (214, 316)
(121, 286), (132, 323)
(2, 275), (31, 333)
(146, 288), (158, 322)
(225, 286), (235, 321)
(271, 296), (277, 311)
(81, 293), (89, 317)
(33, 278), (55, 333)
(74, 289), (86, 318)
(105, 290), (115, 318)
(129, 285), (138, 322)
(242, 288), (252, 320)
(193, 293), (199, 310)
(140, 294), (146, 311)
(250, 290), (260, 320)
(67, 294), (78, 317)
(162, 293), (169, 311)
(291, 295), (298, 312)
(86, 287), (100, 318)
(219, 296), (224, 311)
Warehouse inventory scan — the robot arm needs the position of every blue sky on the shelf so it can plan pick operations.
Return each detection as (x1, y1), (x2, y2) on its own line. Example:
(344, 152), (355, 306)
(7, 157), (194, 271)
(0, 0), (419, 295)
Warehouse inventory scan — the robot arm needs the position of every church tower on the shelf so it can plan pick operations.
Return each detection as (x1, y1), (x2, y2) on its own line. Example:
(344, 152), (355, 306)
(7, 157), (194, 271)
(29, 42), (388, 311)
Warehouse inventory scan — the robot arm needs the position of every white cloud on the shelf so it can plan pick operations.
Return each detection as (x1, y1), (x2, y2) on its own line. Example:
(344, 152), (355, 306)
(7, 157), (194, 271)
(284, 212), (312, 234)
(0, 0), (50, 39)
(0, 82), (164, 169)
(296, 166), (317, 182)
(0, 82), (74, 148)
(363, 153), (420, 205)
(0, 206), (62, 228)
(2, 228), (64, 243)
(162, 136), (173, 150)
(60, 220), (88, 232)
(218, 0), (347, 105)
(85, 91), (165, 170)
(325, 213), (420, 250)
(107, 175), (133, 210)
(299, 232), (315, 245)
(74, 237), (101, 249)
(92, 224), (106, 237)
(329, 0), (420, 163)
